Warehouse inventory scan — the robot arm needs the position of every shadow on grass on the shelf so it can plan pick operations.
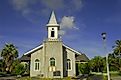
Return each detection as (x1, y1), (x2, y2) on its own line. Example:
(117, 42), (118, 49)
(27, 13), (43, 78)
(87, 74), (103, 80)
(72, 74), (104, 80)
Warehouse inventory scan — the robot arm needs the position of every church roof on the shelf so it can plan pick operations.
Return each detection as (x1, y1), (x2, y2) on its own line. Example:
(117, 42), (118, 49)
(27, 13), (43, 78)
(46, 11), (59, 26)
(23, 43), (82, 56)
(23, 11), (82, 56)
(24, 44), (43, 55)
(63, 44), (82, 55)
(76, 54), (89, 62)
(19, 55), (30, 61)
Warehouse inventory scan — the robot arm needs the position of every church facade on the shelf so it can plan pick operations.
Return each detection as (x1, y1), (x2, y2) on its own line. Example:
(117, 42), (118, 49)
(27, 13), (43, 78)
(20, 11), (88, 78)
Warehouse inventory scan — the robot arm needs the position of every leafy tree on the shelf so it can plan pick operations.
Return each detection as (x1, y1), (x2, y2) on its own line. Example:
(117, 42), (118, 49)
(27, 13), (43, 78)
(1, 43), (18, 73)
(89, 56), (105, 72)
(113, 40), (121, 56)
(14, 63), (26, 75)
(111, 40), (121, 72)
(11, 59), (20, 74)
(0, 60), (5, 72)
(108, 53), (119, 71)
(78, 63), (90, 74)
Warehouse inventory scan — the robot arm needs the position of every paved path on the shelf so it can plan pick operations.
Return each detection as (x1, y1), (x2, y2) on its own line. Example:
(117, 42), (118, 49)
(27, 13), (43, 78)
(0, 76), (16, 80)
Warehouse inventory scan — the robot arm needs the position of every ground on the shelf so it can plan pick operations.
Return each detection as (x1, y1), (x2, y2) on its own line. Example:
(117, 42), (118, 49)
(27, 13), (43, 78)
(1, 75), (121, 80)
(1, 72), (121, 80)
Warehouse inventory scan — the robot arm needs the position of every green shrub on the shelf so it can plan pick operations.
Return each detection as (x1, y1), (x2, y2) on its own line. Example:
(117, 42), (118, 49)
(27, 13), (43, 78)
(103, 75), (107, 80)
(78, 63), (90, 74)
(14, 63), (26, 75)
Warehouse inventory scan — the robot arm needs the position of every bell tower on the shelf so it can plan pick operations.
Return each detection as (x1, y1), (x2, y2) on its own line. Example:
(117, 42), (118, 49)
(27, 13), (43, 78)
(46, 11), (60, 40)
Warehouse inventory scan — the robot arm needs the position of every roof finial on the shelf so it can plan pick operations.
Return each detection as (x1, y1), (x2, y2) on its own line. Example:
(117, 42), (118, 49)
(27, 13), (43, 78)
(47, 11), (59, 26)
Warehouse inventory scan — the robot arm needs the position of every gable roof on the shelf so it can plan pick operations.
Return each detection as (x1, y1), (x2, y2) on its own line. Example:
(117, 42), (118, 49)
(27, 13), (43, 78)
(19, 55), (30, 61)
(76, 54), (89, 62)
(23, 43), (82, 56)
(24, 44), (43, 55)
(63, 44), (82, 55)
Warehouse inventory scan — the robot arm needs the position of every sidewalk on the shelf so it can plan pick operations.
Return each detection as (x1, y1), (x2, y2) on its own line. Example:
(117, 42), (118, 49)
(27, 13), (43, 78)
(0, 76), (16, 80)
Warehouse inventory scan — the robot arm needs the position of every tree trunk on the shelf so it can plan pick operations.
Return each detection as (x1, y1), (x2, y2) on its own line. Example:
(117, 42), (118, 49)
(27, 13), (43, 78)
(98, 68), (100, 72)
(6, 67), (10, 74)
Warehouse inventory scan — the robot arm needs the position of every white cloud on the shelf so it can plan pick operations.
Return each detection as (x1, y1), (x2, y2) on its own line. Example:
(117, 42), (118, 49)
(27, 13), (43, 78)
(41, 0), (64, 10)
(10, 0), (84, 30)
(60, 16), (78, 29)
(59, 16), (79, 36)
(59, 30), (66, 36)
(11, 0), (31, 19)
(11, 0), (29, 11)
(11, 0), (43, 23)
(73, 0), (83, 10)
(11, 0), (84, 15)
(41, 0), (83, 11)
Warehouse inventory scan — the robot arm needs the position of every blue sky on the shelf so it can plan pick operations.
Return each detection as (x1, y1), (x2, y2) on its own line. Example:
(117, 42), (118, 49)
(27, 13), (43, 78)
(0, 0), (121, 58)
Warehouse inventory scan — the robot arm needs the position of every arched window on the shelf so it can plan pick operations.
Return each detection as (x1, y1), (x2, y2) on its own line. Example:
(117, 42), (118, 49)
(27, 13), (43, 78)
(35, 59), (40, 71)
(67, 59), (71, 70)
(50, 58), (55, 66)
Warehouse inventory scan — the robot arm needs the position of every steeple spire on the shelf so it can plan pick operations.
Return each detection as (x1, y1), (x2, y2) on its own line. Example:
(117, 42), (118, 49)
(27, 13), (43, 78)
(46, 11), (60, 40)
(46, 11), (59, 26)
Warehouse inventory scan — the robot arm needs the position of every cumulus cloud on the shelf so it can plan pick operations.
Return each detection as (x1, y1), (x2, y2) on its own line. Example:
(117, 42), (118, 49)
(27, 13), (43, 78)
(11, 0), (31, 17)
(41, 0), (64, 10)
(11, 0), (43, 23)
(59, 30), (66, 36)
(60, 16), (75, 29)
(10, 0), (84, 16)
(59, 16), (79, 35)
(60, 16), (79, 29)
(11, 0), (29, 11)
(10, 0), (84, 32)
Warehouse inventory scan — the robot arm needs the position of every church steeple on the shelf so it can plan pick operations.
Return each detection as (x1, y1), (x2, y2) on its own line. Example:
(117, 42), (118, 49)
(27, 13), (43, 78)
(47, 11), (59, 26)
(46, 11), (60, 40)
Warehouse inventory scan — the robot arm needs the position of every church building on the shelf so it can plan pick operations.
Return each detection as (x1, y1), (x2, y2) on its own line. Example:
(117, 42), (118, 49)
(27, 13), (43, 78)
(20, 11), (89, 78)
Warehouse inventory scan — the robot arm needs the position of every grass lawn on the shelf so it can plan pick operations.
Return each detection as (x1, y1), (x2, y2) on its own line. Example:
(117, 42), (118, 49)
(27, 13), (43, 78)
(16, 76), (107, 80)
(7, 72), (121, 80)
(16, 77), (72, 80)
(90, 71), (121, 80)
(110, 71), (121, 77)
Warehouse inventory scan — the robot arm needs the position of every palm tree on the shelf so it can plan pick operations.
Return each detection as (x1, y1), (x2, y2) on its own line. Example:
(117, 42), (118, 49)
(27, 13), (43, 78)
(0, 60), (5, 72)
(113, 40), (121, 56)
(112, 40), (121, 71)
(1, 43), (18, 73)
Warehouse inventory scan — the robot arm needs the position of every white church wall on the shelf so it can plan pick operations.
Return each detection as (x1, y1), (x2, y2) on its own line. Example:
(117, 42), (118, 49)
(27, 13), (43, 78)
(30, 47), (44, 77)
(48, 27), (58, 39)
(66, 48), (76, 77)
(43, 41), (63, 78)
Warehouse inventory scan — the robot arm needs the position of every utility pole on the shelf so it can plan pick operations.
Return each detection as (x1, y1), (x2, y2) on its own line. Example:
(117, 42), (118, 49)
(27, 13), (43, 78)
(101, 32), (110, 80)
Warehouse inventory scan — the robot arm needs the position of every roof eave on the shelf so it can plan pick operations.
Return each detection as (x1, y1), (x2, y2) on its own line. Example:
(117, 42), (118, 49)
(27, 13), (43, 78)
(24, 44), (43, 55)
(63, 44), (82, 55)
